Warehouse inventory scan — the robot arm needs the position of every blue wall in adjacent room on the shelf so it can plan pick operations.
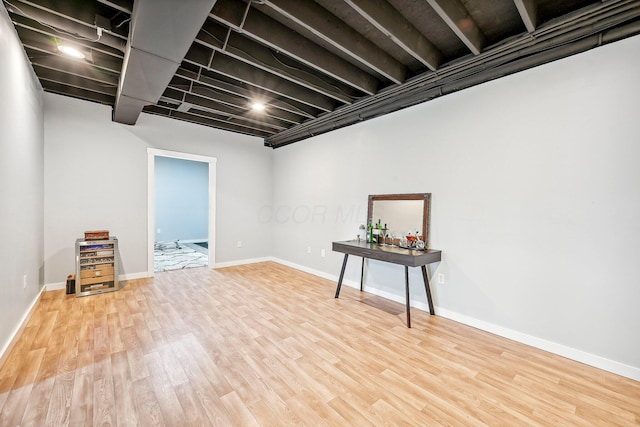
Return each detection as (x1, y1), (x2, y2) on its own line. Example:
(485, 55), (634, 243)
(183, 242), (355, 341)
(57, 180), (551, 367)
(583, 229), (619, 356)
(154, 156), (208, 243)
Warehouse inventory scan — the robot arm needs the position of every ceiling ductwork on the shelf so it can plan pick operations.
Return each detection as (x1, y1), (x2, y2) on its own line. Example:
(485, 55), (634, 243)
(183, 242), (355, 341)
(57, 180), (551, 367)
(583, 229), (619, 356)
(112, 0), (218, 125)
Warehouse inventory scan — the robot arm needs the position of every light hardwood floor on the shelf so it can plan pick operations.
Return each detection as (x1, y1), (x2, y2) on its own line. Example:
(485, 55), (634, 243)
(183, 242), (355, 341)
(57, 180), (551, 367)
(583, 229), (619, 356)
(1, 262), (638, 426)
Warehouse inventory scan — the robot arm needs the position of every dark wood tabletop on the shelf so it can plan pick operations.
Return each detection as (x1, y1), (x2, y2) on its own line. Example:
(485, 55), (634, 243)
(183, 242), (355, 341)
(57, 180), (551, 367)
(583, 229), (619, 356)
(332, 240), (441, 267)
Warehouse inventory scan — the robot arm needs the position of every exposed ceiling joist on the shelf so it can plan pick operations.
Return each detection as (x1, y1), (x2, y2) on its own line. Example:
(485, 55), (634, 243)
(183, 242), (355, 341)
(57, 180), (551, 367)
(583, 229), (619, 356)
(9, 12), (124, 59)
(144, 105), (273, 138)
(96, 0), (132, 15)
(174, 66), (316, 121)
(25, 52), (118, 83)
(210, 0), (378, 95)
(34, 65), (117, 96)
(19, 32), (124, 74)
(187, 84), (304, 126)
(266, 2), (640, 147)
(260, 0), (407, 84)
(41, 79), (115, 105)
(8, 0), (640, 145)
(223, 35), (356, 104)
(16, 0), (127, 38)
(162, 86), (289, 131)
(5, 0), (126, 51)
(186, 107), (277, 134)
(184, 85), (292, 126)
(344, 0), (443, 71)
(185, 43), (336, 112)
(513, 0), (537, 32)
(196, 21), (359, 103)
(30, 56), (119, 86)
(426, 0), (487, 55)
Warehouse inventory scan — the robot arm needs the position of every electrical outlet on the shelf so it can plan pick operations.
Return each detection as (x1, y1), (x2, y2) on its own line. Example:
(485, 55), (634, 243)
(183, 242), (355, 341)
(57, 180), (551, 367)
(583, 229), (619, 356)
(437, 273), (445, 284)
(321, 249), (326, 258)
(23, 274), (27, 289)
(237, 241), (242, 248)
(307, 246), (312, 254)
(157, 228), (161, 233)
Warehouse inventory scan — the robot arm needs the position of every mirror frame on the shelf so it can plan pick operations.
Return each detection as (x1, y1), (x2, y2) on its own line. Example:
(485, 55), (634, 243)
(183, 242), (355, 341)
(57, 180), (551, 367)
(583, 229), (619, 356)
(367, 193), (432, 247)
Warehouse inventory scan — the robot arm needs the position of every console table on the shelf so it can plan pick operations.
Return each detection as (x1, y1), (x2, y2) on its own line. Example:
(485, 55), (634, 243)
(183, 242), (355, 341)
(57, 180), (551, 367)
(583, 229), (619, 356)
(332, 240), (442, 327)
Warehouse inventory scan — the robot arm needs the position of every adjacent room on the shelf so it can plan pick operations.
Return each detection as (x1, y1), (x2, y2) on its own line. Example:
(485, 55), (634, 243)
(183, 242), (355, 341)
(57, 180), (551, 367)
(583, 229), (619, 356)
(1, 0), (640, 425)
(153, 155), (210, 273)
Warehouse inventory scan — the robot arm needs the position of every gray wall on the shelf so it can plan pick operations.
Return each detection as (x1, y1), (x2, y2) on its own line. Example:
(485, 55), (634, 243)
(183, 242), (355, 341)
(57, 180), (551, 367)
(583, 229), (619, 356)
(44, 93), (272, 284)
(272, 35), (640, 373)
(0, 6), (44, 354)
(155, 156), (209, 243)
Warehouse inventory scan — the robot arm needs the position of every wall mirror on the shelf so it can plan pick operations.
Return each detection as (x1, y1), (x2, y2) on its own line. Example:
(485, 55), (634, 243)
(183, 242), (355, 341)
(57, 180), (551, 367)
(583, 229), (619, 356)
(368, 193), (431, 247)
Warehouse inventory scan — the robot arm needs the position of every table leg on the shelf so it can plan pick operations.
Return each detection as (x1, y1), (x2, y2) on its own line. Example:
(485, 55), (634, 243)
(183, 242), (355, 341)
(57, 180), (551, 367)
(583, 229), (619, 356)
(360, 257), (365, 291)
(421, 265), (435, 315)
(405, 266), (411, 328)
(334, 254), (349, 298)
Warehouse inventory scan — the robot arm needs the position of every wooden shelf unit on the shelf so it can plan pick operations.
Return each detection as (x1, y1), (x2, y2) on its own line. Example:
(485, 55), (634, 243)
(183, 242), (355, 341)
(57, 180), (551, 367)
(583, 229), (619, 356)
(75, 236), (119, 297)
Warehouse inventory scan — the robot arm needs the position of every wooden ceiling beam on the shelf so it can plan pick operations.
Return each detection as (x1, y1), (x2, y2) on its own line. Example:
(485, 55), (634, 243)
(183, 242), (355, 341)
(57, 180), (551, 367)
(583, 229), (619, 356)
(40, 79), (115, 104)
(210, 0), (379, 95)
(34, 66), (117, 96)
(20, 32), (123, 74)
(184, 44), (337, 113)
(168, 74), (253, 111)
(174, 67), (311, 123)
(261, 0), (406, 84)
(207, 53), (336, 113)
(344, 0), (443, 71)
(22, 0), (129, 38)
(221, 31), (358, 104)
(186, 106), (277, 135)
(162, 86), (289, 131)
(425, 0), (486, 55)
(143, 105), (273, 138)
(6, 0), (127, 49)
(30, 56), (119, 86)
(95, 0), (133, 15)
(195, 19), (359, 104)
(513, 0), (537, 33)
(9, 13), (124, 59)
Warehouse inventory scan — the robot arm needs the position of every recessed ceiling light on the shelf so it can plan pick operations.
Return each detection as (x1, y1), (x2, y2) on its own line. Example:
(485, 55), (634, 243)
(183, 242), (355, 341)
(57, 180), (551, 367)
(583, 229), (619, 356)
(58, 45), (85, 59)
(251, 102), (266, 112)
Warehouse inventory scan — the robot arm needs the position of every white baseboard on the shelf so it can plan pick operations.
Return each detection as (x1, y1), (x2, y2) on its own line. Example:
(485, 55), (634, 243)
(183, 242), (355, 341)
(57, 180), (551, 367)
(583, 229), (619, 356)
(120, 272), (151, 281)
(435, 307), (640, 381)
(46, 281), (66, 291)
(215, 257), (275, 268)
(270, 258), (640, 381)
(0, 285), (46, 368)
(271, 258), (336, 282)
(45, 272), (151, 291)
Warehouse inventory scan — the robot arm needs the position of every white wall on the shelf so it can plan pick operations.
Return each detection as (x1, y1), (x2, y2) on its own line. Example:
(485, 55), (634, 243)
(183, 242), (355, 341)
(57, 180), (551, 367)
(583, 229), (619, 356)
(272, 35), (640, 376)
(44, 94), (272, 284)
(0, 5), (44, 355)
(154, 156), (209, 242)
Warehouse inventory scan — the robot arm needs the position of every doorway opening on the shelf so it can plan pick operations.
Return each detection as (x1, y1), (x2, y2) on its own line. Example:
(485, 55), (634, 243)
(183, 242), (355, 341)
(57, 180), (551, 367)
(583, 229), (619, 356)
(147, 148), (217, 276)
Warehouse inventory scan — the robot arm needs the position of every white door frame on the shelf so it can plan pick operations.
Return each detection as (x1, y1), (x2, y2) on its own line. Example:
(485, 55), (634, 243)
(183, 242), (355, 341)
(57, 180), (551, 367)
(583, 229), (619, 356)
(147, 148), (217, 276)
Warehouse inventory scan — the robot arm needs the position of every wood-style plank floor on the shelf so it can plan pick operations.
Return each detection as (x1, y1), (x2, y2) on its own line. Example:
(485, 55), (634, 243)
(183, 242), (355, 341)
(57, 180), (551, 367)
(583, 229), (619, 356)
(1, 261), (638, 426)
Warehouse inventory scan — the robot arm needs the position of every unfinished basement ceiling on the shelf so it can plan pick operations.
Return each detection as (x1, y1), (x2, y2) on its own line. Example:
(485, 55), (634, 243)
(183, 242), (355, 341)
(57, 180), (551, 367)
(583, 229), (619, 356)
(4, 0), (640, 147)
